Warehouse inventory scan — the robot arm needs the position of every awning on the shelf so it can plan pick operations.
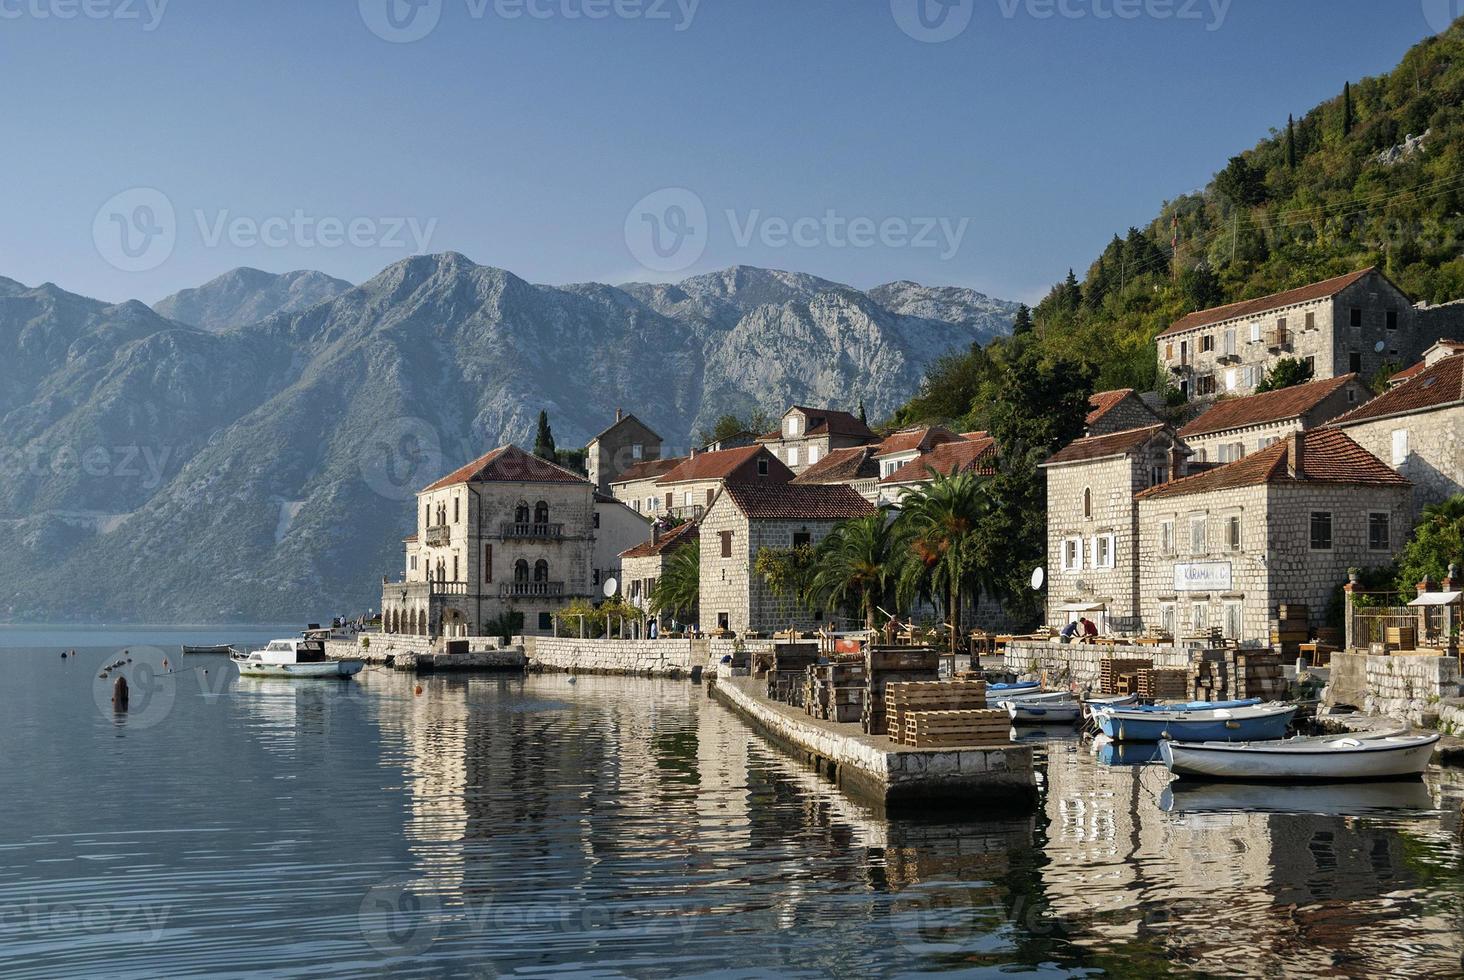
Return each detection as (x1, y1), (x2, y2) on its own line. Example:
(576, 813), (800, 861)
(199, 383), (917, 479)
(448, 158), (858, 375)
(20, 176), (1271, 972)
(1408, 590), (1464, 607)
(1059, 602), (1107, 612)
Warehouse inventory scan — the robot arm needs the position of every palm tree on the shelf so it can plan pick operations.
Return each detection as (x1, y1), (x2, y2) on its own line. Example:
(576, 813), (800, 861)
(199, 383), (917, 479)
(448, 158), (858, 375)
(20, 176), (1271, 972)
(893, 470), (997, 654)
(649, 539), (700, 626)
(809, 510), (898, 631)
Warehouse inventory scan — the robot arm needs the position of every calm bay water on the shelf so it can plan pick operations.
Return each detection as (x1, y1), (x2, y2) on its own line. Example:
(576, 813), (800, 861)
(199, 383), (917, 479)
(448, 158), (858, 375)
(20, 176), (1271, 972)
(2, 628), (1463, 978)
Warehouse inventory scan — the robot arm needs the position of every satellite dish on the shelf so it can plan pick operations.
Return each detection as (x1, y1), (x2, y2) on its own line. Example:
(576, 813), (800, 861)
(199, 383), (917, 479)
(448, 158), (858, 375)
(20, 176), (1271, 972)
(603, 577), (619, 598)
(1374, 341), (1387, 354)
(1030, 567), (1045, 591)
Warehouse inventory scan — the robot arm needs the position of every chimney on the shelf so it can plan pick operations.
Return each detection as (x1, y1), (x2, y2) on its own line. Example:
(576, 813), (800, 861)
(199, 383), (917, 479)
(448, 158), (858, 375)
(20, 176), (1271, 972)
(1167, 444), (1185, 482)
(615, 408), (624, 423)
(1287, 431), (1304, 480)
(651, 522), (662, 546)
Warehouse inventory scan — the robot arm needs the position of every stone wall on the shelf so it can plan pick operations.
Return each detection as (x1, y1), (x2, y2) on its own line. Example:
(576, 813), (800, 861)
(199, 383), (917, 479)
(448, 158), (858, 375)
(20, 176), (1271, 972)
(1046, 453), (1143, 631)
(1339, 402), (1464, 520)
(1007, 640), (1193, 690)
(523, 636), (707, 677)
(1360, 654), (1463, 727)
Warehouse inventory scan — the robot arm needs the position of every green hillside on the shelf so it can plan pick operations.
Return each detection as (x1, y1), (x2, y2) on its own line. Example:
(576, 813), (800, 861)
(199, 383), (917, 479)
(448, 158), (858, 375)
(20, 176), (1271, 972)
(894, 18), (1464, 431)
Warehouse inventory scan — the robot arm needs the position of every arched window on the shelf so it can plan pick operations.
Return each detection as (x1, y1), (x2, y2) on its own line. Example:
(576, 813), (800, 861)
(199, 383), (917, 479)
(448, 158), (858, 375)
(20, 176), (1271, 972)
(534, 501), (550, 525)
(515, 501), (531, 524)
(514, 559), (530, 583)
(534, 559), (549, 583)
(436, 559), (446, 583)
(1083, 488), (1092, 520)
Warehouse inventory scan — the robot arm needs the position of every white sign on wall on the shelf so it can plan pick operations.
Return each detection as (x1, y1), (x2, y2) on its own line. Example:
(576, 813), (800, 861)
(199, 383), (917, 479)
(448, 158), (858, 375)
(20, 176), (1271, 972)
(1174, 562), (1232, 592)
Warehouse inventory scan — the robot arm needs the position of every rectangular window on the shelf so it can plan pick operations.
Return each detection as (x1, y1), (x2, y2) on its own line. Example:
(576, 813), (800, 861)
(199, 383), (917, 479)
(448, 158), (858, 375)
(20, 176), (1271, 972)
(1350, 307), (1363, 327)
(720, 530), (733, 558)
(483, 545), (492, 583)
(807, 446), (820, 466)
(785, 417), (799, 437)
(793, 532), (812, 548)
(538, 612), (552, 631)
(1310, 511), (1333, 551)
(1250, 322), (1261, 343)
(1349, 352), (1362, 374)
(632, 443), (643, 460)
(757, 458), (769, 476)
(1093, 534), (1114, 569)
(410, 555), (418, 571)
(1391, 429), (1409, 466)
(1387, 311), (1398, 331)
(787, 447), (799, 467)
(1165, 342), (1174, 360)
(1225, 368), (1237, 392)
(1227, 515), (1242, 551)
(1160, 520), (1175, 557)
(1224, 329), (1237, 355)
(1191, 603), (1208, 632)
(1190, 516), (1207, 555)
(452, 555), (459, 581)
(1368, 512), (1391, 551)
(683, 491), (694, 509)
(1200, 335), (1215, 353)
(1223, 602), (1242, 640)
(593, 569), (600, 585)
(665, 492), (673, 510)
(1061, 537), (1082, 572)
(1304, 355), (1316, 375)
(706, 488), (715, 506)
(1305, 311), (1315, 331)
(1159, 602), (1177, 636)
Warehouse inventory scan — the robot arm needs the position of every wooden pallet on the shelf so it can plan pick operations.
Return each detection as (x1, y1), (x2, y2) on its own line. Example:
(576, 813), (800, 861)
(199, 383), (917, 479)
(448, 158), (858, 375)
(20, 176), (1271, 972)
(1100, 658), (1152, 695)
(1136, 667), (1187, 700)
(903, 709), (1010, 748)
(884, 681), (987, 741)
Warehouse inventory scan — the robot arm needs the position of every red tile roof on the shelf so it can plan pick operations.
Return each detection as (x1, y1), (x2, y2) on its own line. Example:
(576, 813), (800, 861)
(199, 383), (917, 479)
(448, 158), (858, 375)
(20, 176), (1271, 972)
(589, 412), (662, 444)
(619, 520), (698, 559)
(881, 437), (997, 485)
(1086, 389), (1152, 427)
(611, 457), (685, 484)
(874, 426), (961, 457)
(1178, 375), (1363, 438)
(758, 407), (876, 443)
(657, 445), (792, 485)
(1043, 425), (1169, 467)
(1137, 428), (1408, 500)
(1332, 355), (1464, 426)
(422, 445), (588, 492)
(721, 482), (877, 520)
(1388, 361), (1427, 385)
(961, 430), (989, 441)
(1157, 268), (1378, 339)
(791, 446), (880, 484)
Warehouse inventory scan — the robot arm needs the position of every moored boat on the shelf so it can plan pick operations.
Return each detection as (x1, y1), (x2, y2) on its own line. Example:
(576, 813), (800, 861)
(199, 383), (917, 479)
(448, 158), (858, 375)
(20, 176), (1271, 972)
(182, 644), (236, 656)
(1092, 701), (1296, 742)
(1004, 698), (1082, 724)
(231, 636), (363, 679)
(1160, 731), (1440, 782)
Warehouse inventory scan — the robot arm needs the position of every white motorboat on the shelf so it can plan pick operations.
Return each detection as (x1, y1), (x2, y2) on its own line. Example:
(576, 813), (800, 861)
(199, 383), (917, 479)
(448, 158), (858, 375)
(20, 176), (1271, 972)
(1004, 698), (1083, 724)
(232, 636), (364, 679)
(1160, 731), (1440, 782)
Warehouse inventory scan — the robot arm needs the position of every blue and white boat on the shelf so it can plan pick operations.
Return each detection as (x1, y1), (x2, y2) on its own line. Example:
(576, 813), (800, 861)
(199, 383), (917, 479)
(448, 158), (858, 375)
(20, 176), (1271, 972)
(1091, 701), (1296, 742)
(1004, 697), (1082, 724)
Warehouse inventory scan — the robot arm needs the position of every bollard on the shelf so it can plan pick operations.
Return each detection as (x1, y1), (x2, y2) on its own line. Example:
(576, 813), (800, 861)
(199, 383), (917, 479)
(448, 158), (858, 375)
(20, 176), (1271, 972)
(112, 676), (129, 711)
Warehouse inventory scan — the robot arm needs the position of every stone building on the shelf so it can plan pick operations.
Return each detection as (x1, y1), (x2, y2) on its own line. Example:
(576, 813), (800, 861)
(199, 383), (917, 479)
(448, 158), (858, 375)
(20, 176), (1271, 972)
(699, 483), (876, 634)
(620, 520), (699, 633)
(608, 456), (685, 516)
(585, 411), (663, 493)
(380, 445), (601, 639)
(878, 433), (998, 505)
(789, 445), (882, 502)
(1042, 425), (1190, 633)
(1331, 351), (1464, 519)
(872, 426), (962, 480)
(654, 444), (793, 521)
(592, 493), (652, 594)
(1085, 388), (1163, 436)
(1156, 268), (1422, 402)
(1177, 373), (1372, 464)
(1388, 339), (1464, 385)
(1135, 429), (1411, 646)
(756, 405), (876, 473)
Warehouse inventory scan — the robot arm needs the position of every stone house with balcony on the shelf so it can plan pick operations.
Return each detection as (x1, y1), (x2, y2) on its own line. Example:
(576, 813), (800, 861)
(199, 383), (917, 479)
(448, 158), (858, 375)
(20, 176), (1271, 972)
(608, 456), (686, 517)
(1041, 425), (1190, 633)
(699, 483), (876, 634)
(654, 444), (793, 522)
(1331, 350), (1464, 519)
(1135, 429), (1411, 646)
(620, 520), (699, 634)
(380, 445), (600, 640)
(756, 405), (876, 474)
(1177, 374), (1372, 465)
(585, 410), (663, 494)
(1156, 268), (1421, 402)
(1086, 389), (1163, 436)
(789, 445), (882, 503)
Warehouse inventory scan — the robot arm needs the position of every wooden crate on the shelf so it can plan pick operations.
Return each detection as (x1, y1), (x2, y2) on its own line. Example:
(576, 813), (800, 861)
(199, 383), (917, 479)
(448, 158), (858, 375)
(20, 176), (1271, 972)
(866, 645), (941, 673)
(1137, 668), (1187, 700)
(772, 642), (820, 674)
(1386, 626), (1418, 652)
(1100, 658), (1153, 695)
(885, 681), (987, 741)
(903, 709), (1010, 748)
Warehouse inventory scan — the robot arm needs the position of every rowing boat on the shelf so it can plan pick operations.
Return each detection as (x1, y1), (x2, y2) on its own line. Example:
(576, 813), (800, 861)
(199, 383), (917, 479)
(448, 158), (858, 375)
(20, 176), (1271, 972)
(1091, 701), (1296, 742)
(1160, 731), (1440, 781)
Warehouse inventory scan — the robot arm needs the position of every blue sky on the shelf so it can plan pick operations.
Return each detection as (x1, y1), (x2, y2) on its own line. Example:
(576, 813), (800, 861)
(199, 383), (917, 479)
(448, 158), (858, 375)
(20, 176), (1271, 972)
(0, 0), (1447, 306)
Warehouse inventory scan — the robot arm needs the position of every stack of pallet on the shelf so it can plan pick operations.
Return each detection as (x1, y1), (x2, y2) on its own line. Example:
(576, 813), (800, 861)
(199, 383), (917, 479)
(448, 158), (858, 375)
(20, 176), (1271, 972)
(767, 670), (807, 706)
(805, 660), (868, 723)
(1233, 651), (1287, 700)
(903, 709), (1010, 748)
(861, 646), (939, 735)
(1189, 654), (1227, 701)
(884, 681), (987, 742)
(1136, 667), (1187, 700)
(1100, 657), (1153, 696)
(1271, 604), (1310, 660)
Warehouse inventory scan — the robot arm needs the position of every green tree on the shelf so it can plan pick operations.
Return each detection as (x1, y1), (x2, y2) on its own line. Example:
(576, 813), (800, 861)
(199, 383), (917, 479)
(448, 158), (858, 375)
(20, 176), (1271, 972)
(482, 611), (524, 643)
(1395, 497), (1464, 601)
(857, 400), (868, 426)
(1343, 80), (1354, 136)
(649, 539), (700, 623)
(1011, 304), (1033, 336)
(809, 511), (898, 630)
(1255, 356), (1314, 393)
(754, 544), (820, 611)
(534, 410), (557, 460)
(697, 410), (771, 447)
(1215, 155), (1267, 208)
(894, 471), (996, 654)
(1286, 113), (1298, 170)
(1180, 263), (1223, 312)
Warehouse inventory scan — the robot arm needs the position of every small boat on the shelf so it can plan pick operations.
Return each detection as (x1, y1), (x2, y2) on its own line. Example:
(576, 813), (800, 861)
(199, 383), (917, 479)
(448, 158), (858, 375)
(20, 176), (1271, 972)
(990, 684), (1071, 704)
(1160, 779), (1435, 815)
(1124, 697), (1261, 713)
(231, 636), (363, 679)
(1160, 731), (1441, 782)
(1092, 702), (1296, 742)
(1004, 698), (1082, 724)
(1080, 692), (1138, 719)
(182, 644), (236, 656)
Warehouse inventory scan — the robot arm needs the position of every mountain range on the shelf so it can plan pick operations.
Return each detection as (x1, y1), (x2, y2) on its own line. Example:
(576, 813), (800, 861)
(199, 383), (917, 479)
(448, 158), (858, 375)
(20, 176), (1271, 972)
(0, 256), (1016, 622)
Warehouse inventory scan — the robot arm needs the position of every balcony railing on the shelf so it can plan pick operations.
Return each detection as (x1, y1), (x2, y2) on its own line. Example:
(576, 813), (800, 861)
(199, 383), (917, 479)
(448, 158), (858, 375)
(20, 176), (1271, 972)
(424, 525), (452, 547)
(501, 581), (564, 598)
(382, 579), (467, 597)
(501, 522), (565, 539)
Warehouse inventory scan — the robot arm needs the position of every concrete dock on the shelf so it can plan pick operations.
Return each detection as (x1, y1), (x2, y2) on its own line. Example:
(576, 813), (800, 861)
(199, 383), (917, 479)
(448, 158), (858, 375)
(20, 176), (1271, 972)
(325, 638), (525, 672)
(711, 674), (1037, 814)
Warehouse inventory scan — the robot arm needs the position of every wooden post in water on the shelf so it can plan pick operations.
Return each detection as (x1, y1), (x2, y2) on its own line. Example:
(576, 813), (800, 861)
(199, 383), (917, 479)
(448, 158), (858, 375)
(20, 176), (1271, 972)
(112, 676), (129, 711)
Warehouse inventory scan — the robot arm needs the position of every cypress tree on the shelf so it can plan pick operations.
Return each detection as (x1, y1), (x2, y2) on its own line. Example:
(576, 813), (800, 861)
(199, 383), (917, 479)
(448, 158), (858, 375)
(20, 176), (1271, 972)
(1286, 114), (1297, 169)
(1343, 81), (1354, 136)
(533, 410), (557, 460)
(857, 401), (868, 426)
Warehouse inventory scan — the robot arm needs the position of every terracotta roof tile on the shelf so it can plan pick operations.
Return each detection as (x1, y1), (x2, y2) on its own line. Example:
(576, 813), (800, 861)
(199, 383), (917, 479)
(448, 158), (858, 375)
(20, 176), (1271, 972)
(611, 457), (684, 484)
(1086, 389), (1140, 426)
(758, 407), (876, 443)
(657, 445), (792, 485)
(874, 426), (960, 456)
(1157, 268), (1378, 339)
(589, 412), (661, 444)
(881, 438), (997, 484)
(791, 446), (880, 484)
(721, 483), (877, 520)
(619, 520), (698, 559)
(422, 445), (588, 492)
(1137, 428), (1408, 500)
(1178, 375), (1363, 437)
(1332, 355), (1464, 426)
(1389, 361), (1427, 385)
(1043, 425), (1168, 467)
